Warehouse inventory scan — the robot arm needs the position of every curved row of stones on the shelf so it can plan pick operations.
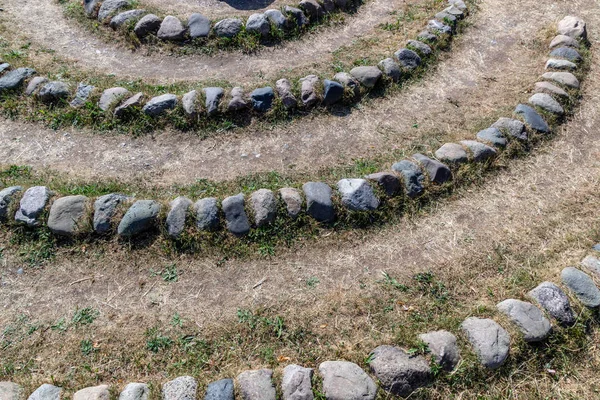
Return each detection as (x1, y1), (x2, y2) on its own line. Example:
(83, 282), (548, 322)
(0, 0), (467, 121)
(3, 245), (600, 399)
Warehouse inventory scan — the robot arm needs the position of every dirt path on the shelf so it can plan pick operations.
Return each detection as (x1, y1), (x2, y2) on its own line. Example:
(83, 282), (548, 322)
(142, 0), (297, 18)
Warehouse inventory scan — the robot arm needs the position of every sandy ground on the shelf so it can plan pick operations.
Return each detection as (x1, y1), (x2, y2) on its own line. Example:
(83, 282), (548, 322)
(142, 0), (298, 18)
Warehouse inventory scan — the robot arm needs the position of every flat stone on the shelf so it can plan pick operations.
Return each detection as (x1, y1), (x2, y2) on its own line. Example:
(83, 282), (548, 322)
(0, 186), (22, 220)
(418, 330), (460, 371)
(337, 179), (379, 211)
(119, 383), (149, 400)
(302, 182), (334, 222)
(70, 83), (95, 107)
(322, 79), (344, 105)
(561, 267), (600, 308)
(188, 13), (211, 38)
(581, 255), (600, 277)
(534, 81), (569, 98)
(435, 10), (457, 24)
(542, 72), (579, 89)
(334, 72), (360, 98)
(529, 93), (564, 115)
(157, 16), (187, 41)
(459, 140), (497, 162)
(204, 87), (224, 116)
(349, 66), (382, 88)
(93, 193), (128, 234)
(48, 195), (88, 236)
(417, 31), (437, 43)
(427, 19), (452, 35)
(407, 40), (432, 56)
(134, 14), (162, 38)
(182, 90), (198, 117)
(276, 79), (298, 109)
(285, 6), (309, 27)
(550, 47), (582, 62)
(222, 193), (250, 236)
(279, 188), (303, 217)
(377, 58), (401, 82)
(246, 13), (270, 36)
(228, 87), (247, 111)
(194, 197), (220, 231)
(545, 58), (577, 71)
(0, 382), (22, 400)
(204, 379), (234, 400)
(38, 81), (70, 103)
(166, 196), (192, 238)
(299, 0), (325, 20)
(265, 9), (287, 30)
(557, 16), (587, 40)
(434, 143), (468, 165)
(143, 94), (177, 116)
(114, 92), (144, 117)
(237, 369), (276, 400)
(117, 200), (161, 237)
(84, 0), (101, 17)
(251, 189), (277, 226)
(394, 48), (422, 70)
(549, 34), (579, 49)
(412, 153), (452, 184)
(282, 364), (313, 400)
(28, 384), (62, 400)
(25, 76), (47, 95)
(476, 127), (507, 147)
(448, 0), (468, 10)
(491, 117), (527, 141)
(497, 299), (552, 342)
(514, 104), (550, 133)
(15, 186), (51, 227)
(110, 9), (146, 29)
(528, 281), (576, 326)
(364, 172), (401, 196)
(98, 0), (129, 21)
(162, 376), (197, 400)
(74, 385), (110, 400)
(99, 87), (130, 111)
(319, 361), (377, 400)
(391, 160), (425, 198)
(461, 317), (510, 369)
(251, 87), (274, 112)
(300, 75), (320, 107)
(369, 345), (431, 396)
(214, 18), (243, 38)
(0, 67), (36, 93)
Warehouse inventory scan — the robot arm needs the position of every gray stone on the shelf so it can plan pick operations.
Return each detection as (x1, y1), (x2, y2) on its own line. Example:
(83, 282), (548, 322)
(369, 345), (432, 397)
(300, 75), (320, 107)
(549, 35), (579, 49)
(99, 87), (131, 111)
(528, 93), (564, 115)
(110, 9), (146, 30)
(417, 31), (437, 43)
(279, 188), (303, 217)
(282, 364), (313, 400)
(38, 81), (70, 103)
(299, 0), (324, 20)
(378, 58), (401, 82)
(459, 140), (497, 162)
(545, 58), (577, 71)
(158, 16), (187, 41)
(143, 94), (178, 116)
(435, 10), (457, 24)
(514, 104), (550, 133)
(442, 4), (464, 18)
(265, 9), (287, 30)
(593, 243), (600, 252)
(246, 13), (270, 37)
(581, 255), (600, 277)
(460, 317), (510, 369)
(0, 63), (10, 73)
(214, 18), (243, 38)
(98, 0), (129, 21)
(251, 87), (274, 112)
(204, 379), (234, 400)
(319, 361), (377, 400)
(435, 143), (468, 164)
(276, 79), (298, 109)
(412, 153), (452, 184)
(204, 87), (224, 116)
(334, 72), (360, 98)
(528, 281), (576, 326)
(364, 172), (401, 196)
(550, 47), (582, 62)
(337, 179), (379, 211)
(222, 193), (250, 236)
(497, 299), (552, 342)
(237, 369), (276, 400)
(323, 79), (344, 105)
(182, 90), (199, 117)
(25, 77), (47, 96)
(557, 16), (586, 40)
(0, 68), (36, 93)
(117, 200), (161, 237)
(0, 186), (22, 220)
(535, 81), (570, 97)
(391, 160), (425, 198)
(119, 383), (149, 400)
(114, 92), (144, 117)
(418, 330), (460, 371)
(407, 40), (432, 56)
(394, 48), (422, 70)
(491, 117), (527, 141)
(188, 13), (211, 38)
(542, 72), (579, 89)
(166, 196), (192, 238)
(427, 19), (452, 35)
(84, 0), (101, 17)
(93, 193), (128, 234)
(349, 66), (382, 88)
(28, 384), (62, 400)
(251, 189), (277, 226)
(322, 0), (335, 12)
(70, 83), (95, 108)
(48, 195), (88, 236)
(0, 382), (22, 400)
(134, 14), (162, 38)
(285, 6), (309, 27)
(476, 127), (507, 147)
(302, 182), (334, 222)
(228, 87), (247, 112)
(562, 267), (600, 308)
(162, 376), (197, 400)
(448, 0), (467, 11)
(195, 198), (220, 231)
(74, 385), (110, 400)
(15, 186), (51, 227)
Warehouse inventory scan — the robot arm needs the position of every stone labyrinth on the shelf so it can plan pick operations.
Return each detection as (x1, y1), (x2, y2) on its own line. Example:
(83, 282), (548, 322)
(1, 0), (600, 397)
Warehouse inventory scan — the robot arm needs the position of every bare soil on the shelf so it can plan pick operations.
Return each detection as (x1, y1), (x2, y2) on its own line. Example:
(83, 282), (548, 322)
(141, 0), (298, 18)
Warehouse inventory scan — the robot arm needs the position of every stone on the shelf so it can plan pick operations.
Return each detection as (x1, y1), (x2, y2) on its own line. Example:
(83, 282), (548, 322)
(38, 81), (70, 103)
(279, 188), (303, 217)
(334, 72), (360, 98)
(195, 198), (220, 231)
(528, 281), (576, 326)
(276, 79), (298, 109)
(435, 10), (457, 24)
(98, 0), (129, 22)
(114, 92), (144, 117)
(0, 382), (22, 400)
(337, 179), (379, 211)
(251, 87), (274, 112)
(542, 72), (579, 89)
(99, 87), (130, 111)
(302, 182), (334, 222)
(73, 385), (110, 400)
(204, 379), (234, 400)
(550, 47), (582, 62)
(459, 140), (497, 162)
(319, 361), (377, 400)
(0, 63), (10, 74)
(394, 48), (422, 70)
(461, 317), (510, 369)
(364, 172), (401, 196)
(557, 16), (587, 40)
(528, 93), (564, 115)
(412, 153), (452, 184)
(418, 330), (460, 371)
(70, 83), (95, 108)
(182, 90), (199, 117)
(214, 18), (243, 38)
(246, 13), (270, 37)
(162, 376), (197, 400)
(377, 58), (401, 82)
(407, 40), (432, 56)
(391, 160), (425, 198)
(117, 200), (161, 237)
(93, 193), (128, 234)
(48, 195), (88, 236)
(237, 369), (276, 400)
(534, 81), (569, 98)
(476, 127), (507, 147)
(143, 94), (178, 116)
(110, 9), (146, 30)
(282, 364), (313, 400)
(448, 0), (467, 11)
(322, 79), (344, 105)
(265, 9), (287, 30)
(228, 87), (247, 111)
(222, 193), (250, 236)
(349, 66), (382, 88)
(157, 16), (187, 41)
(0, 186), (22, 220)
(582, 255), (600, 277)
(25, 77), (47, 95)
(134, 14), (162, 38)
(549, 35), (579, 49)
(0, 67), (36, 93)
(593, 243), (600, 252)
(166, 196), (192, 238)
(562, 267), (600, 308)
(322, 0), (335, 12)
(15, 186), (51, 227)
(188, 13), (211, 38)
(417, 31), (437, 43)
(491, 117), (527, 141)
(545, 58), (577, 71)
(369, 345), (432, 396)
(285, 6), (309, 27)
(204, 87), (224, 116)
(300, 75), (320, 107)
(427, 19), (452, 35)
(28, 384), (62, 400)
(442, 4), (464, 17)
(84, 0), (101, 17)
(299, 0), (325, 20)
(514, 104), (550, 133)
(334, 0), (347, 8)
(497, 299), (552, 342)
(251, 189), (277, 226)
(435, 143), (468, 164)
(119, 383), (149, 400)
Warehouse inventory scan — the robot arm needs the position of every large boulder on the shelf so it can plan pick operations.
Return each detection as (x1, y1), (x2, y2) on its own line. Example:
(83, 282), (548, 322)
(237, 369), (276, 400)
(369, 345), (432, 396)
(319, 361), (377, 400)
(222, 193), (250, 236)
(282, 364), (313, 400)
(528, 281), (576, 326)
(15, 186), (51, 227)
(162, 376), (197, 400)
(47, 195), (88, 236)
(461, 317), (510, 369)
(496, 299), (552, 342)
(166, 196), (192, 238)
(302, 182), (334, 222)
(117, 200), (161, 237)
(336, 179), (379, 211)
(157, 16), (187, 41)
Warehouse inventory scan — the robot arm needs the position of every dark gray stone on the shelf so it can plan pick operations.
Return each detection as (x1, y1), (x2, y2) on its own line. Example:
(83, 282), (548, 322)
(549, 35), (579, 49)
(491, 118), (527, 141)
(204, 87), (224, 116)
(394, 48), (421, 70)
(214, 18), (243, 38)
(377, 58), (401, 82)
(407, 40), (432, 56)
(143, 94), (177, 116)
(0, 67), (36, 93)
(497, 299), (552, 342)
(70, 83), (95, 108)
(279, 188), (303, 218)
(251, 87), (274, 112)
(15, 186), (51, 227)
(337, 179), (379, 211)
(93, 193), (128, 234)
(84, 0), (101, 17)
(204, 379), (233, 400)
(25, 77), (47, 96)
(542, 72), (580, 89)
(476, 127), (507, 147)
(529, 281), (576, 326)
(28, 383), (62, 400)
(435, 10), (457, 24)
(0, 186), (22, 221)
(412, 153), (452, 184)
(195, 198), (220, 231)
(276, 79), (298, 109)
(459, 140), (497, 162)
(303, 182), (334, 222)
(434, 143), (468, 164)
(246, 13), (270, 36)
(182, 90), (198, 117)
(334, 72), (360, 98)
(299, 0), (324, 20)
(391, 160), (425, 198)
(562, 267), (600, 308)
(162, 376), (197, 400)
(369, 345), (432, 397)
(98, 0), (129, 21)
(110, 9), (146, 30)
(529, 93), (564, 115)
(117, 200), (161, 237)
(557, 16), (587, 40)
(418, 330), (460, 371)
(166, 196), (192, 238)
(545, 59), (577, 71)
(300, 75), (319, 107)
(48, 195), (88, 236)
(285, 6), (309, 27)
(417, 31), (437, 43)
(427, 19), (452, 35)
(282, 364), (313, 400)
(461, 317), (510, 369)
(38, 81), (70, 103)
(119, 383), (149, 400)
(188, 13), (210, 38)
(134, 14), (162, 38)
(349, 66), (382, 88)
(364, 172), (401, 196)
(322, 79), (344, 105)
(265, 9), (287, 30)
(222, 193), (250, 236)
(157, 16), (187, 41)
(114, 92), (144, 117)
(251, 189), (277, 226)
(319, 361), (377, 400)
(99, 87), (130, 111)
(237, 369), (276, 400)
(514, 104), (550, 134)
